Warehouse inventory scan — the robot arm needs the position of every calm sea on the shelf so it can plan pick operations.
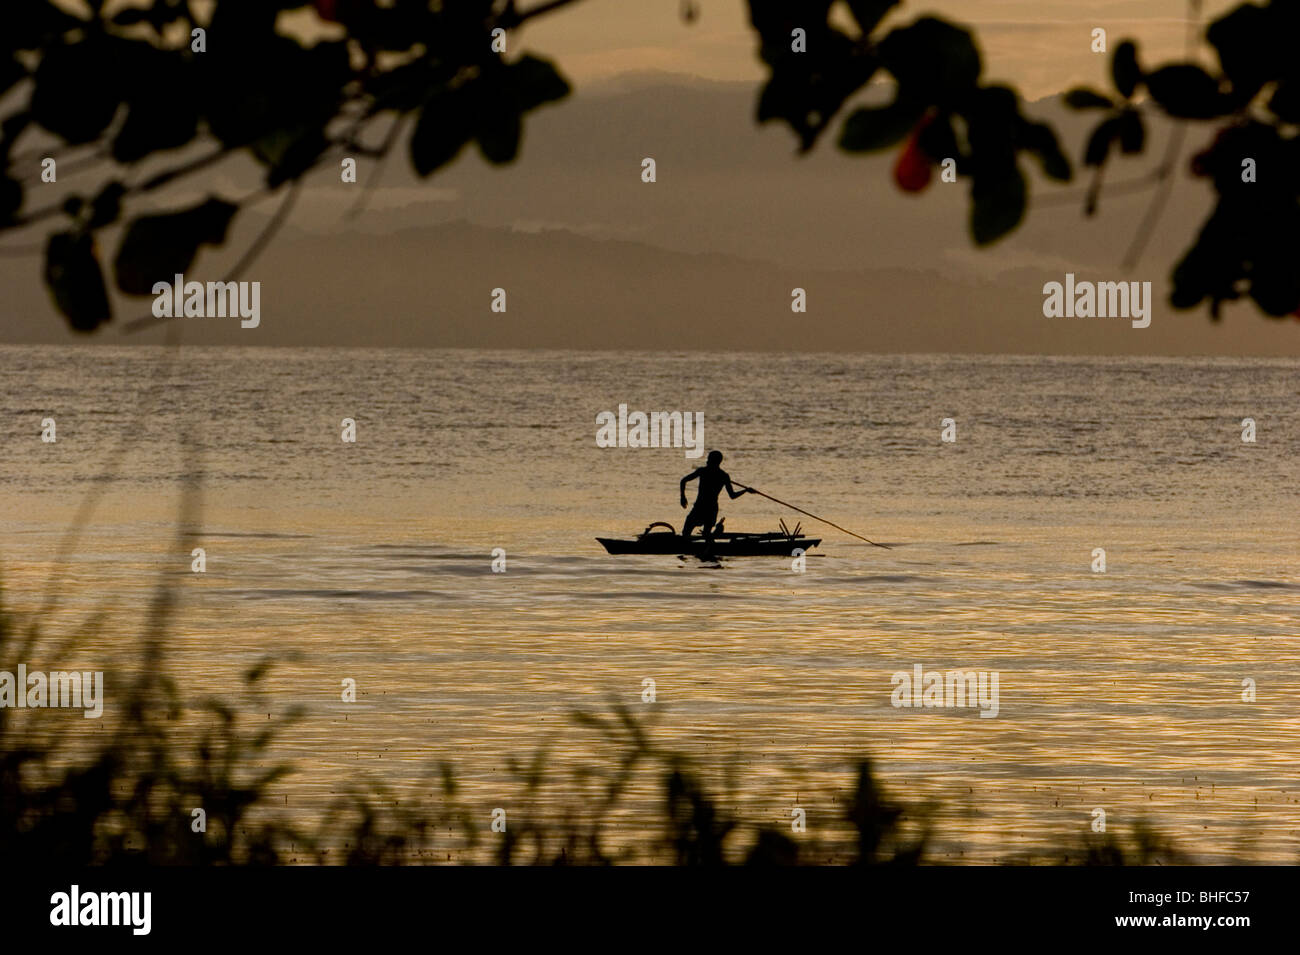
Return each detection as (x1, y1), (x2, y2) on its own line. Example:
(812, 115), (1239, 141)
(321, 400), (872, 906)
(2, 345), (1298, 862)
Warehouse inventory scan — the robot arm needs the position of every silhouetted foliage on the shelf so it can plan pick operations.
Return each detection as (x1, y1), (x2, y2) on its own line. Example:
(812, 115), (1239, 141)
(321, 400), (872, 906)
(2, 1), (1296, 333)
(748, 0), (1300, 319)
(1058, 1), (1300, 317)
(1, 0), (573, 332)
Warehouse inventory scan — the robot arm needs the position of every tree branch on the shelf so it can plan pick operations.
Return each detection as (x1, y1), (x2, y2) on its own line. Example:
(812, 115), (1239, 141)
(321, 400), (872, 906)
(345, 112), (409, 221)
(496, 0), (586, 31)
(1121, 121), (1187, 269)
(6, 145), (235, 232)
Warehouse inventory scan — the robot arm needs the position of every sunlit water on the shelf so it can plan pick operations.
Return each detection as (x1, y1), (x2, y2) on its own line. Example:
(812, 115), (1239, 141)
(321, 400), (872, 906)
(2, 345), (1298, 862)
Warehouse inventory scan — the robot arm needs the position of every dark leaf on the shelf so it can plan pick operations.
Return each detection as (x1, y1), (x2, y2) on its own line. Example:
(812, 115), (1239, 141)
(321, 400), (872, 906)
(916, 113), (958, 164)
(1, 112), (32, 156)
(505, 55), (571, 113)
(0, 174), (21, 224)
(746, 0), (835, 63)
(1063, 88), (1113, 110)
(1196, 122), (1283, 196)
(1268, 81), (1300, 123)
(755, 27), (878, 151)
(475, 111), (521, 164)
(1250, 267), (1300, 316)
(45, 232), (111, 332)
(1111, 41), (1141, 99)
(202, 37), (349, 150)
(1206, 3), (1277, 104)
(879, 17), (981, 105)
(1084, 116), (1121, 167)
(965, 85), (1018, 158)
(244, 659), (271, 684)
(31, 40), (122, 144)
(1170, 212), (1237, 312)
(110, 8), (151, 27)
(8, 0), (82, 51)
(207, 0), (292, 36)
(341, 0), (436, 53)
(1248, 206), (1300, 315)
(970, 164), (1026, 245)
(111, 48), (200, 163)
(838, 98), (925, 152)
(463, 55), (567, 165)
(113, 198), (239, 295)
(254, 125), (330, 188)
(1144, 65), (1230, 119)
(88, 181), (126, 229)
(113, 106), (199, 165)
(1169, 249), (1209, 309)
(410, 87), (476, 176)
(0, 56), (23, 98)
(1018, 120), (1071, 181)
(1116, 108), (1144, 154)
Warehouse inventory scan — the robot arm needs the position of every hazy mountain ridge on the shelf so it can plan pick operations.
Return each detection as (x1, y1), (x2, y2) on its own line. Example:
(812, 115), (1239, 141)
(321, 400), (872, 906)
(1, 77), (1295, 355)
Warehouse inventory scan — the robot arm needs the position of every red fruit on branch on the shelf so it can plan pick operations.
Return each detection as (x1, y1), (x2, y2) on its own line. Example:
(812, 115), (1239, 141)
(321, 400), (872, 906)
(314, 0), (340, 22)
(894, 116), (935, 193)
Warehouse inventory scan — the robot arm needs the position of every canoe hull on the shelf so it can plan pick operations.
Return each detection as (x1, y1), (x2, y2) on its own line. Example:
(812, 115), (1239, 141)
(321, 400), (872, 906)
(596, 534), (820, 557)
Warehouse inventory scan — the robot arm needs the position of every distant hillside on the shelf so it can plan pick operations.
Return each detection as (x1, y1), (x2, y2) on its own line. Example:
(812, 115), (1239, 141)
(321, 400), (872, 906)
(1, 77), (1296, 355)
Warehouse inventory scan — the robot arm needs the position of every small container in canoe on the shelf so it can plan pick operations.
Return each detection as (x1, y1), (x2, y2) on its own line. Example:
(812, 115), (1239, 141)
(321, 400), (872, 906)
(596, 521), (820, 557)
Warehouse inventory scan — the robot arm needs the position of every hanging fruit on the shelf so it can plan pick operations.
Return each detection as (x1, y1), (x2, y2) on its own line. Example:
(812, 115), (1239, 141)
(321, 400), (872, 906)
(894, 115), (935, 193)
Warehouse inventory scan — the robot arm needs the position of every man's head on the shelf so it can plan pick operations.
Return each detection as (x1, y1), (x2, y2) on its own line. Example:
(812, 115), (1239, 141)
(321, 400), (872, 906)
(707, 450), (723, 466)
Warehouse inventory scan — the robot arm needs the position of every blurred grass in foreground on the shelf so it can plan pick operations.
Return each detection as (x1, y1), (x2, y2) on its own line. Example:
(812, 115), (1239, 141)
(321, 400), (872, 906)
(0, 570), (1198, 866)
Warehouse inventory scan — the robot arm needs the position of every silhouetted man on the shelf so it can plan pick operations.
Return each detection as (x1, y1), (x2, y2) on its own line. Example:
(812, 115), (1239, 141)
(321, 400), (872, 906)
(680, 450), (753, 543)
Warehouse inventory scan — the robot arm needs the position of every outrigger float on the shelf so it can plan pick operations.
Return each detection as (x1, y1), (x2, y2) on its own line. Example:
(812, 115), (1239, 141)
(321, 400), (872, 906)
(597, 520), (819, 558)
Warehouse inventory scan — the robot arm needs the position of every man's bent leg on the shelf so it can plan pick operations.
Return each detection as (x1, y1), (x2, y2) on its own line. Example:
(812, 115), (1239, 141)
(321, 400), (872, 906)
(697, 508), (718, 545)
(683, 505), (715, 539)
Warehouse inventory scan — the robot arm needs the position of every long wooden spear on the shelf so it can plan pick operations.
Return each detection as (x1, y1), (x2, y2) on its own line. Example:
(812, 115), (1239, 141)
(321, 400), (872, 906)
(737, 484), (892, 549)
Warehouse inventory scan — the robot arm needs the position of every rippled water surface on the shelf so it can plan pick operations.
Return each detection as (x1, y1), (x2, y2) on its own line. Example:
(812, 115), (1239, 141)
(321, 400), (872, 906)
(2, 346), (1298, 861)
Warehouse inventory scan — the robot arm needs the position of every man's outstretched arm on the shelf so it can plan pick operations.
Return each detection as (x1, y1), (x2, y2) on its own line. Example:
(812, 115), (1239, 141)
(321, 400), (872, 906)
(725, 479), (753, 499)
